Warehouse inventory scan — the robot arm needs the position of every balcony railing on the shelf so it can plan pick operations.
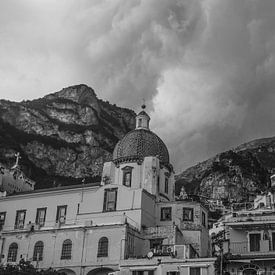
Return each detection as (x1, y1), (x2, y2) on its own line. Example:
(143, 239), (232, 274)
(230, 241), (275, 255)
(230, 241), (248, 254)
(150, 244), (198, 259)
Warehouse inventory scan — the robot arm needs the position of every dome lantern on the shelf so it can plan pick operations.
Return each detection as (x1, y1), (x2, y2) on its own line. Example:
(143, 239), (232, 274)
(136, 104), (150, 130)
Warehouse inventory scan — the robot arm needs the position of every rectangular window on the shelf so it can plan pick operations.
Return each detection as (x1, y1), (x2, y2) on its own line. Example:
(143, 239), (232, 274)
(122, 166), (133, 187)
(167, 272), (180, 275)
(132, 272), (154, 275)
(272, 232), (275, 251)
(202, 211), (206, 227)
(182, 208), (193, 221)
(126, 234), (135, 258)
(160, 207), (172, 221)
(15, 210), (26, 229)
(132, 271), (144, 275)
(123, 171), (132, 187)
(164, 177), (169, 194)
(249, 233), (260, 252)
(56, 205), (67, 224)
(103, 188), (118, 212)
(35, 208), (47, 226)
(0, 212), (6, 230)
(190, 267), (201, 275)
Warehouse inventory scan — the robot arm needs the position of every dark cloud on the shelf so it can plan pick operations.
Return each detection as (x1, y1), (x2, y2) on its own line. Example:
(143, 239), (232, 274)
(0, 0), (275, 171)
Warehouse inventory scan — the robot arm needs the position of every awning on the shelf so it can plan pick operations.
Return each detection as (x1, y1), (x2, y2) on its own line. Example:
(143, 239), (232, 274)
(230, 258), (275, 263)
(252, 258), (275, 261)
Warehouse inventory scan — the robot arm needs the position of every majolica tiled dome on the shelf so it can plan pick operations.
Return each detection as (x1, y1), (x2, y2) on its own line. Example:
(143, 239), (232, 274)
(113, 128), (170, 164)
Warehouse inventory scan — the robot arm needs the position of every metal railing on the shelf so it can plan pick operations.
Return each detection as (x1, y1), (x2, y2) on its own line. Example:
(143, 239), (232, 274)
(230, 241), (275, 255)
(230, 241), (248, 254)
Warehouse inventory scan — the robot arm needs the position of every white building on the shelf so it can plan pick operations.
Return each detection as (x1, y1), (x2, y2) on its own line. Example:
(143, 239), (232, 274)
(0, 107), (215, 275)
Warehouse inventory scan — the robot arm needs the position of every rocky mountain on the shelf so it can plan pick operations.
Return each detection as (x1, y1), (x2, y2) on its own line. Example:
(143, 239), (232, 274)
(175, 137), (275, 203)
(0, 84), (136, 189)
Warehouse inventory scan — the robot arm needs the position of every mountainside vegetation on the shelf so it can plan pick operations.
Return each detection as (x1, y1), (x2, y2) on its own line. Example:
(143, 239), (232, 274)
(175, 137), (275, 202)
(0, 84), (135, 189)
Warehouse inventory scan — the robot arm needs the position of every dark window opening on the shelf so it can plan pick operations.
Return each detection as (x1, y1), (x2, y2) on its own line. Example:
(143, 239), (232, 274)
(202, 211), (206, 227)
(190, 267), (201, 275)
(15, 210), (26, 229)
(122, 166), (133, 187)
(97, 237), (108, 257)
(167, 272), (180, 275)
(56, 205), (67, 224)
(33, 241), (44, 261)
(138, 118), (142, 127)
(150, 238), (163, 253)
(36, 208), (46, 226)
(0, 212), (6, 230)
(249, 233), (260, 252)
(182, 208), (193, 222)
(160, 207), (172, 221)
(272, 232), (275, 251)
(7, 243), (18, 262)
(61, 239), (72, 260)
(103, 188), (117, 212)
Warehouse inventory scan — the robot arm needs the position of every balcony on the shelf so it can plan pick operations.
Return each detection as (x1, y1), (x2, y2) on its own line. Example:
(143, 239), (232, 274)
(151, 244), (198, 259)
(226, 211), (275, 230)
(230, 241), (275, 256)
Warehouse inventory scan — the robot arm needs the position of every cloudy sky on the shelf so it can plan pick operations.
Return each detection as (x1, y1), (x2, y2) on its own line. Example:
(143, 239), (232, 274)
(1, 0), (275, 172)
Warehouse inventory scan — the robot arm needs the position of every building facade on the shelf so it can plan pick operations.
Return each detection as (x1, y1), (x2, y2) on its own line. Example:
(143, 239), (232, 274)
(212, 177), (275, 275)
(0, 107), (214, 275)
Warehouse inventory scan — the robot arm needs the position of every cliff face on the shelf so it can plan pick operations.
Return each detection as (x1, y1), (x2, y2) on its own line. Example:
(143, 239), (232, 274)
(0, 84), (136, 189)
(176, 137), (275, 202)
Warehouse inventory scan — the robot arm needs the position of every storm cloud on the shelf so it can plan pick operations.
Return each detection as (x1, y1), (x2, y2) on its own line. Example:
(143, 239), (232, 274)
(0, 0), (275, 171)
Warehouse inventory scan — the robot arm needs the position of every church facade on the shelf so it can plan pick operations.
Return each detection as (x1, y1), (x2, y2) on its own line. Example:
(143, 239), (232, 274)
(0, 108), (215, 275)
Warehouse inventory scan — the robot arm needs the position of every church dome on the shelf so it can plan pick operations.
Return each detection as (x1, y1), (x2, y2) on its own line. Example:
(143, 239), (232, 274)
(113, 128), (170, 165)
(113, 104), (171, 167)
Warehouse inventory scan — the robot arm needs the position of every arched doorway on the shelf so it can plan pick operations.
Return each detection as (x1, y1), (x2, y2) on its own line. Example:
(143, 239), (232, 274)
(243, 268), (257, 275)
(58, 268), (76, 275)
(87, 267), (114, 275)
(239, 263), (260, 275)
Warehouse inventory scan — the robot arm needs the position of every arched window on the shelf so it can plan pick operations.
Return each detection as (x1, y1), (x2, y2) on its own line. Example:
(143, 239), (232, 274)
(97, 237), (108, 257)
(61, 239), (72, 260)
(33, 241), (44, 261)
(7, 243), (18, 262)
(138, 118), (142, 127)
